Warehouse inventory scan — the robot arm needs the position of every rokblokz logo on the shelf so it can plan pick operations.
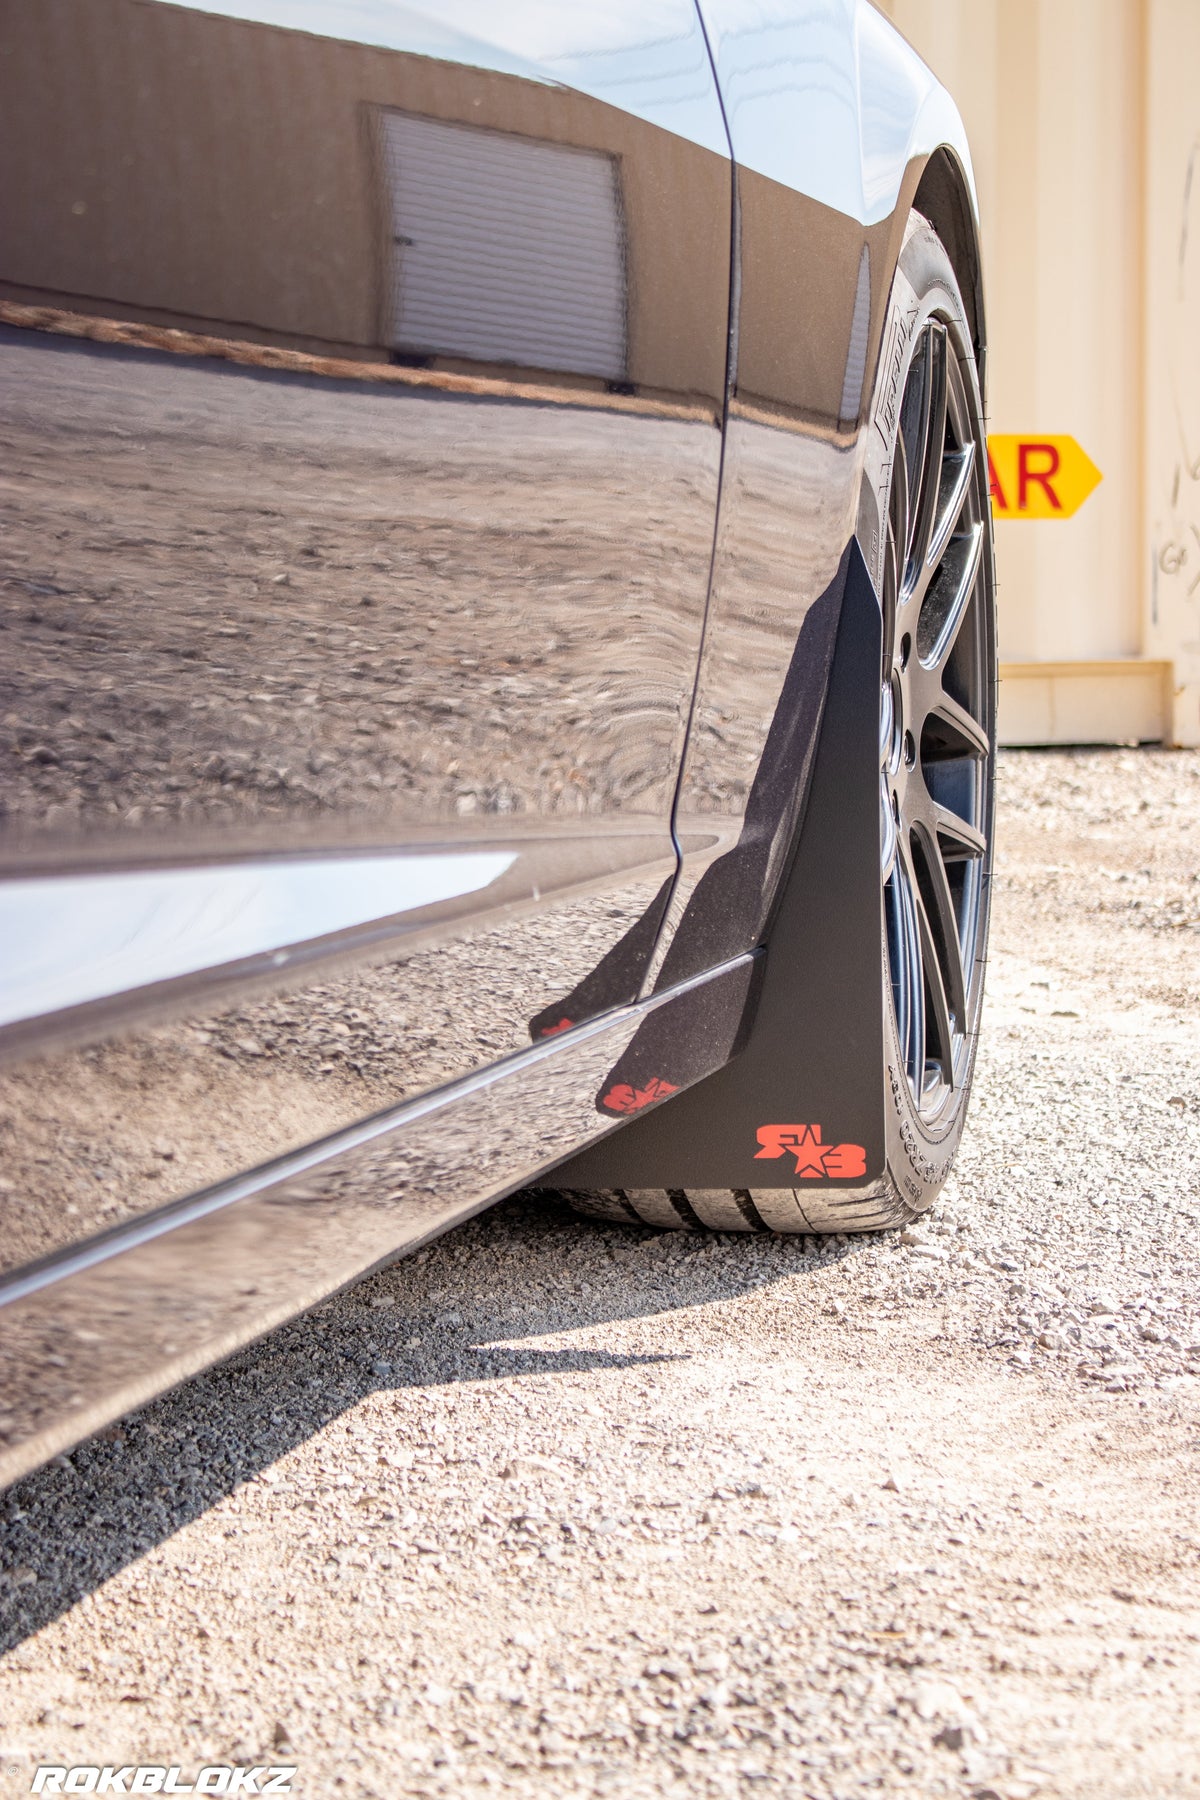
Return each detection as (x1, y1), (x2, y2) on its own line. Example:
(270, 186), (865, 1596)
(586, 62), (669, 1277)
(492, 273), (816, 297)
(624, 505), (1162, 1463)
(31, 1771), (296, 1795)
(754, 1123), (866, 1179)
(600, 1076), (678, 1115)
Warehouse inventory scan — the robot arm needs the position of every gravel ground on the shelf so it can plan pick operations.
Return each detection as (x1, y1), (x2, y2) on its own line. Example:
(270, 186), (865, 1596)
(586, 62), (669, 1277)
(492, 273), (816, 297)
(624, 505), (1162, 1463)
(1, 747), (1199, 1800)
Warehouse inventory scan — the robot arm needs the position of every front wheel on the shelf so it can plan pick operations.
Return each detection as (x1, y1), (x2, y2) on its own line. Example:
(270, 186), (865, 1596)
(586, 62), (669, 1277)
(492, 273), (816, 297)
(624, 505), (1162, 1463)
(870, 213), (996, 1220)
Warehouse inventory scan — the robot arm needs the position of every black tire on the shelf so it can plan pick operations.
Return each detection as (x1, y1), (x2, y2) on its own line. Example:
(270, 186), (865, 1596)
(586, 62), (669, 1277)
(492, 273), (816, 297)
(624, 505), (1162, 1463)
(563, 213), (996, 1235)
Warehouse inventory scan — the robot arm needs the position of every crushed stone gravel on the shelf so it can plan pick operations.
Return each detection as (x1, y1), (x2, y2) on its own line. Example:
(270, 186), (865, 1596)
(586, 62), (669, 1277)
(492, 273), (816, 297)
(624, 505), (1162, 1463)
(0, 746), (1198, 1800)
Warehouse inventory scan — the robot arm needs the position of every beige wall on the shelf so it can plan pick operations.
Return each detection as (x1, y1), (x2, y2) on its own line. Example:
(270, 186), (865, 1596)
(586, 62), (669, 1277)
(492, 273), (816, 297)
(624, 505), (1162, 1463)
(1144, 0), (1200, 745)
(878, 0), (1200, 745)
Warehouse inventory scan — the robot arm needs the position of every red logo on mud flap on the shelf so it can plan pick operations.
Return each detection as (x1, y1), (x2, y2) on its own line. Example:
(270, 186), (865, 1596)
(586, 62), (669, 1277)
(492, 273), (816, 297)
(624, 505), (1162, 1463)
(754, 1124), (867, 1180)
(601, 1077), (679, 1115)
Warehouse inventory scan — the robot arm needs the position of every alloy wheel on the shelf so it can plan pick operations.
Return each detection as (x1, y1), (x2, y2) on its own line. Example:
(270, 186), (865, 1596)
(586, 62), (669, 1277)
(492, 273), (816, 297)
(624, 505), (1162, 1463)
(880, 319), (993, 1126)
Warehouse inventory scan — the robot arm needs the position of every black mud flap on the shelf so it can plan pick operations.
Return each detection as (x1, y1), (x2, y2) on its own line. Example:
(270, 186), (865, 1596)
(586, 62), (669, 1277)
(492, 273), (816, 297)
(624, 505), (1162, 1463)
(551, 538), (886, 1194)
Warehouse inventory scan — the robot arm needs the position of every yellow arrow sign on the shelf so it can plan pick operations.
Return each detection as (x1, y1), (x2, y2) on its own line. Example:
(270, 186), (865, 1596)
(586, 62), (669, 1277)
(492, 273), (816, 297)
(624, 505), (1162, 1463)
(987, 434), (1103, 519)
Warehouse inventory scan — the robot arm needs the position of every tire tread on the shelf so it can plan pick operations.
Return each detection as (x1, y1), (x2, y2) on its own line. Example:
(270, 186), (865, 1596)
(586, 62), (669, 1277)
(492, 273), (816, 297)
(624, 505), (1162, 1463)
(560, 1179), (914, 1235)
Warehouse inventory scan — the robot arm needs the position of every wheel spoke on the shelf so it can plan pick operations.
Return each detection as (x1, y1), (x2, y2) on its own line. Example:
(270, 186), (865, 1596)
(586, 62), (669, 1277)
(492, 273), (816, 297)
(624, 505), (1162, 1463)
(916, 520), (983, 669)
(902, 324), (948, 581)
(880, 664), (895, 762)
(925, 689), (990, 761)
(881, 782), (898, 880)
(905, 840), (956, 1086)
(931, 802), (987, 861)
(887, 862), (923, 1083)
(910, 826), (968, 1026)
(904, 867), (925, 1083)
(925, 442), (975, 575)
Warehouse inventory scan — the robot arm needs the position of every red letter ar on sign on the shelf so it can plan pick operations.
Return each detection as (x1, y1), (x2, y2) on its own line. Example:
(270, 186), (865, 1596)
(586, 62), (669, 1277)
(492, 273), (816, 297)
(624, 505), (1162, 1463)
(1017, 441), (1062, 510)
(990, 442), (1063, 511)
(987, 435), (1101, 519)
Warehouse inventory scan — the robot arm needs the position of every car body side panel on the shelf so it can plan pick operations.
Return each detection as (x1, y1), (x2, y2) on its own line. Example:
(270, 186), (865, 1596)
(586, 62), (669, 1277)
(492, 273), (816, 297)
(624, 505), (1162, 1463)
(696, 0), (975, 225)
(0, 0), (732, 1276)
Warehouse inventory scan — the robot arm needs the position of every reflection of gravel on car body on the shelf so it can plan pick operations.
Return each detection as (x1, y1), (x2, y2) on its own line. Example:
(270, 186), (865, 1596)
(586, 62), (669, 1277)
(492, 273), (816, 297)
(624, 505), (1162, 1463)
(0, 330), (714, 838)
(0, 892), (641, 1272)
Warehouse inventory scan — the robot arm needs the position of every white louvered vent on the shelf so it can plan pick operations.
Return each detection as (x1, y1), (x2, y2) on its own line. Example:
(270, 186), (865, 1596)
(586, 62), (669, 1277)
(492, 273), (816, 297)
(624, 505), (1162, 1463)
(381, 112), (628, 381)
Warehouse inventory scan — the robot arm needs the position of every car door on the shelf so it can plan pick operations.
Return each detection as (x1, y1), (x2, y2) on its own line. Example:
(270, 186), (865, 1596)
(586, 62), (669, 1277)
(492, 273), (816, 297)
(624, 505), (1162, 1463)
(0, 0), (731, 1275)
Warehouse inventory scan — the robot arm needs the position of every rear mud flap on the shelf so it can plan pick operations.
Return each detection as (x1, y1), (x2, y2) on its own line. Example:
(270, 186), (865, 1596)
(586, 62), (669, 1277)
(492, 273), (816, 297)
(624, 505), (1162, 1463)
(551, 538), (886, 1194)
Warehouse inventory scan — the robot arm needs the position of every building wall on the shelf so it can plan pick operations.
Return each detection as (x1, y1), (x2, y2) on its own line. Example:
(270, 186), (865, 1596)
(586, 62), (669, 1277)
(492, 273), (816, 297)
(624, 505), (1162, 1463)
(1144, 0), (1200, 744)
(878, 0), (1199, 745)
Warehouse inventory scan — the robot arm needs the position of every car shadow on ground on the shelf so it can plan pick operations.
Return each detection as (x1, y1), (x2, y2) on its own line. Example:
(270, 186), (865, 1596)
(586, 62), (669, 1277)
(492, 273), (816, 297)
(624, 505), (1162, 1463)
(0, 1189), (872, 1654)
